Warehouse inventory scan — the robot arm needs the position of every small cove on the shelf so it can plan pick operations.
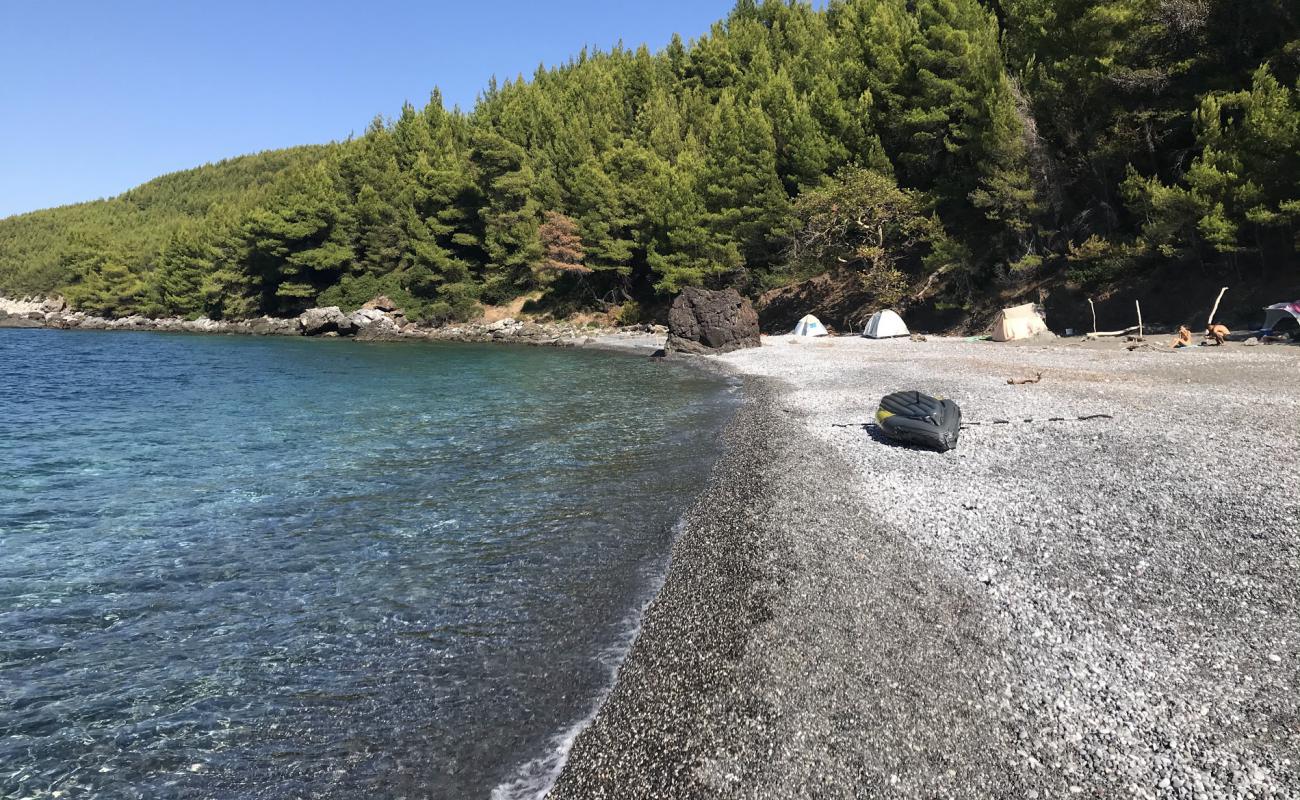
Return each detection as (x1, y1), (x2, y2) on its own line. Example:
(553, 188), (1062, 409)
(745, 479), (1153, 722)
(0, 329), (736, 799)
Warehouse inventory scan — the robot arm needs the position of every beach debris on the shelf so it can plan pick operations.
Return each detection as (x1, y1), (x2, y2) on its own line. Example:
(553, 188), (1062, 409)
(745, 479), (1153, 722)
(961, 413), (1114, 427)
(910, 333), (928, 342)
(1207, 286), (1229, 327)
(1007, 371), (1044, 385)
(1089, 325), (1142, 338)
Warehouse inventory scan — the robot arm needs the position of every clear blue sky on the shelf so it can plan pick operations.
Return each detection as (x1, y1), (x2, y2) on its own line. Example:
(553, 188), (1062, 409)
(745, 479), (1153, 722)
(0, 0), (735, 219)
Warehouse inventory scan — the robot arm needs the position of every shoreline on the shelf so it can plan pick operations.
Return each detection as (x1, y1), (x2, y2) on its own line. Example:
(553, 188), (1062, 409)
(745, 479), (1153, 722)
(10, 315), (1296, 796)
(551, 335), (1300, 798)
(0, 301), (670, 354)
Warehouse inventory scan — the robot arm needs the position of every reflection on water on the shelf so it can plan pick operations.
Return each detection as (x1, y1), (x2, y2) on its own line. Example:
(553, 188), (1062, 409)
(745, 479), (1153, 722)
(0, 330), (735, 799)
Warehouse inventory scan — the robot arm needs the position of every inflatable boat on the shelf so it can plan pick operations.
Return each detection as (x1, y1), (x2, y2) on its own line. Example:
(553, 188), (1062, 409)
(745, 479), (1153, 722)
(875, 391), (962, 452)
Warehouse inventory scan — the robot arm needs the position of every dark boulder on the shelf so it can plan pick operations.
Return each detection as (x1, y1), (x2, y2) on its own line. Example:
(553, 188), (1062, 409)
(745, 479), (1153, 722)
(666, 287), (760, 354)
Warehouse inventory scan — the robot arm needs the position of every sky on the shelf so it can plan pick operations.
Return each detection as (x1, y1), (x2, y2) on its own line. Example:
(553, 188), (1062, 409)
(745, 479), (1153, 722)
(0, 0), (735, 219)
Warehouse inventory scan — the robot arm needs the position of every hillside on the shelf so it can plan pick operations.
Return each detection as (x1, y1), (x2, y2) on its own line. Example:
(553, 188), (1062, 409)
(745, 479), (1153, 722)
(0, 0), (1296, 328)
(0, 146), (328, 298)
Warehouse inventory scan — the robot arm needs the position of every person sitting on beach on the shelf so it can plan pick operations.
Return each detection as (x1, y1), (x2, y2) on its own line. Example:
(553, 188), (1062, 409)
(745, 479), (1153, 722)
(1171, 326), (1192, 348)
(1206, 323), (1230, 345)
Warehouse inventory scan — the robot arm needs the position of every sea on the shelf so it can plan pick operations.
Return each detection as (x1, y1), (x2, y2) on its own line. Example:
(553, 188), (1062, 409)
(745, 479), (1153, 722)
(0, 329), (737, 799)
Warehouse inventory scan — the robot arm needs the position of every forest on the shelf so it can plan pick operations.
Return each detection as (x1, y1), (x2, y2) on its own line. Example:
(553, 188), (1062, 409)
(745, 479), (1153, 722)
(0, 0), (1296, 326)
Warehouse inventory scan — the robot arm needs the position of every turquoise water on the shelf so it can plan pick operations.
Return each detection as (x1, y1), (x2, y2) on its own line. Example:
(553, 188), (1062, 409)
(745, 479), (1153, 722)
(0, 330), (735, 799)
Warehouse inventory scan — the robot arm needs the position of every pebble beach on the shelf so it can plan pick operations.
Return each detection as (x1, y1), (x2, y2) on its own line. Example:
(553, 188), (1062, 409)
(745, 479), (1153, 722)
(551, 335), (1300, 799)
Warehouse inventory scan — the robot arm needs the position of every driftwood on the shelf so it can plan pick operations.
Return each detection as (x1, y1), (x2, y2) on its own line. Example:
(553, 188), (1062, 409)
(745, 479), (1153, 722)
(1136, 300), (1144, 340)
(1007, 371), (1043, 385)
(1088, 298), (1098, 335)
(1087, 325), (1141, 338)
(1207, 286), (1228, 327)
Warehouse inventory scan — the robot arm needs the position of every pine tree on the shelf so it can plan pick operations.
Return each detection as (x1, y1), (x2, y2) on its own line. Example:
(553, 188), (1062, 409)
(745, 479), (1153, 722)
(700, 92), (793, 285)
(471, 129), (543, 302)
(647, 143), (737, 293)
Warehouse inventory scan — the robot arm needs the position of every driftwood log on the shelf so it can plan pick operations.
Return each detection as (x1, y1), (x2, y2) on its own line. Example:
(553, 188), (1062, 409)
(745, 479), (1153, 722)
(1007, 371), (1044, 385)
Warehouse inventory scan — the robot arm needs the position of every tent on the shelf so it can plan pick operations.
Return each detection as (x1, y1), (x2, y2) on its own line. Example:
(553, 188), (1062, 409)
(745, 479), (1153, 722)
(1261, 301), (1300, 332)
(991, 303), (1051, 342)
(862, 309), (910, 339)
(791, 314), (829, 337)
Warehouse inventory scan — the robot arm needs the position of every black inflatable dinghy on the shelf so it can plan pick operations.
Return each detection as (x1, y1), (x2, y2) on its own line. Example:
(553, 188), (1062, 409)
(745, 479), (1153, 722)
(875, 391), (962, 452)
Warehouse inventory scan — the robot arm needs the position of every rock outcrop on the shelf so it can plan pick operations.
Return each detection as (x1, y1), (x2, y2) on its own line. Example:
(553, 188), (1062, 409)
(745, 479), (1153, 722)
(0, 296), (664, 350)
(361, 295), (400, 313)
(298, 306), (356, 336)
(666, 287), (761, 354)
(350, 308), (402, 341)
(0, 310), (45, 328)
(249, 316), (302, 336)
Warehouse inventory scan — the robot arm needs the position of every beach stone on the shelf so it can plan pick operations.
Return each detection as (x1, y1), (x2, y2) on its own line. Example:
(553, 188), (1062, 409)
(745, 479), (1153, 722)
(299, 306), (356, 336)
(666, 287), (760, 354)
(40, 296), (67, 313)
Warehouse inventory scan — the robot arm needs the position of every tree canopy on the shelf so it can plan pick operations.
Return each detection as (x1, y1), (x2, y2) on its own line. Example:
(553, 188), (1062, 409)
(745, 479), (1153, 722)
(1, 0), (1295, 321)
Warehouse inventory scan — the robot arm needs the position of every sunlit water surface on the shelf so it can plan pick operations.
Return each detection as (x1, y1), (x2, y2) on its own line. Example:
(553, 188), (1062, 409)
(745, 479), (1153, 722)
(0, 330), (735, 799)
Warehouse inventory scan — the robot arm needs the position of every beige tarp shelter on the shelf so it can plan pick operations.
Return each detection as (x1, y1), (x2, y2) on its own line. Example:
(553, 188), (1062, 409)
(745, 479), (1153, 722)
(991, 303), (1050, 342)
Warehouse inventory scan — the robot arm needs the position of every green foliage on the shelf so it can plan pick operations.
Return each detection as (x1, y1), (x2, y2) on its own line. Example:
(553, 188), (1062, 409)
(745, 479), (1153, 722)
(5, 0), (1295, 320)
(787, 166), (941, 307)
(0, 147), (327, 304)
(1125, 66), (1300, 264)
(616, 300), (646, 326)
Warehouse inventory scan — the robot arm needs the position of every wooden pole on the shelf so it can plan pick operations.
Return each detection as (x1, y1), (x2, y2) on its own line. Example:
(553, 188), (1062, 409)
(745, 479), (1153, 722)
(1207, 286), (1228, 327)
(1136, 300), (1144, 340)
(1088, 299), (1097, 335)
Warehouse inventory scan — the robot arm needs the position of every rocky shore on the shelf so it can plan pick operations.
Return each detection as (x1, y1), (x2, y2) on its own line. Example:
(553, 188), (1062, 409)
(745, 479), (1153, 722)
(552, 335), (1299, 799)
(0, 296), (667, 349)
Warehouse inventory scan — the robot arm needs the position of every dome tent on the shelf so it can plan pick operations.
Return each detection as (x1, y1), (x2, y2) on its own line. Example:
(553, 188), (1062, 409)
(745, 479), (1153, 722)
(862, 309), (909, 339)
(791, 314), (828, 337)
(991, 303), (1051, 342)
(1261, 301), (1300, 332)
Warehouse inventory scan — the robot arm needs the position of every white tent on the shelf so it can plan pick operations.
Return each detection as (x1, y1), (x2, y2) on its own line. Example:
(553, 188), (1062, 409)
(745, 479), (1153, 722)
(791, 314), (829, 337)
(991, 303), (1051, 342)
(862, 309), (910, 339)
(1262, 301), (1300, 332)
